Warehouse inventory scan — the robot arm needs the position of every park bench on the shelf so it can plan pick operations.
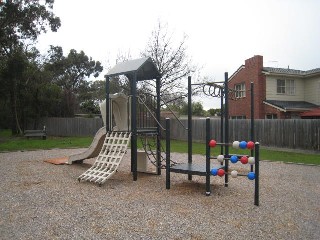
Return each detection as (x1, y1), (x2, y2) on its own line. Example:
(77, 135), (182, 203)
(24, 126), (47, 140)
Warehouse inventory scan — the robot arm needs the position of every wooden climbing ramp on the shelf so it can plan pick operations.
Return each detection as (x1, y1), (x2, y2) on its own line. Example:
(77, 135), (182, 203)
(78, 131), (131, 186)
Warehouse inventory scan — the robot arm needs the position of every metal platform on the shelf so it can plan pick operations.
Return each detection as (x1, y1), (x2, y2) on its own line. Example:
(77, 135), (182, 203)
(170, 163), (225, 176)
(137, 127), (158, 134)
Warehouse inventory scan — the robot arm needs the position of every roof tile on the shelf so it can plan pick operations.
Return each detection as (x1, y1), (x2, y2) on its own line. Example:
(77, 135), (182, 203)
(263, 67), (320, 76)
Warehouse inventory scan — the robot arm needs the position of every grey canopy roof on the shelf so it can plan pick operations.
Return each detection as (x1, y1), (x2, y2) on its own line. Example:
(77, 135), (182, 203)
(105, 57), (160, 81)
(263, 100), (319, 111)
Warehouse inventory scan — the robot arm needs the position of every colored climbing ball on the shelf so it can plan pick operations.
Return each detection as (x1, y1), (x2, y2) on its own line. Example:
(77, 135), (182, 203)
(211, 168), (218, 176)
(209, 139), (217, 148)
(231, 170), (238, 178)
(240, 156), (249, 164)
(230, 155), (238, 163)
(239, 141), (247, 149)
(247, 141), (255, 149)
(232, 141), (240, 149)
(217, 169), (225, 177)
(248, 157), (255, 165)
(217, 155), (224, 163)
(247, 172), (255, 180)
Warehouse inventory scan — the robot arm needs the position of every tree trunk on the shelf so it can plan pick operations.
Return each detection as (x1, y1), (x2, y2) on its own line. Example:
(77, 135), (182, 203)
(9, 79), (23, 135)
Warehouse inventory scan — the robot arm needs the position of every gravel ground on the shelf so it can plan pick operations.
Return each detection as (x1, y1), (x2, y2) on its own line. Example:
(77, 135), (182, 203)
(0, 148), (319, 240)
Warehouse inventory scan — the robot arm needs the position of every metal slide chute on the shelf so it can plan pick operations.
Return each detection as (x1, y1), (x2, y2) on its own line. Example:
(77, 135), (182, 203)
(67, 126), (106, 164)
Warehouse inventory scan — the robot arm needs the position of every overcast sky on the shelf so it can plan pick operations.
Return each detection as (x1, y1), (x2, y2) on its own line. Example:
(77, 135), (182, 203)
(37, 0), (320, 109)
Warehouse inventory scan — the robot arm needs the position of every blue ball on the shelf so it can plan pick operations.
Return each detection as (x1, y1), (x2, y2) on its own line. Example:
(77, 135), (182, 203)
(247, 172), (255, 180)
(230, 155), (238, 163)
(239, 141), (247, 149)
(210, 168), (218, 176)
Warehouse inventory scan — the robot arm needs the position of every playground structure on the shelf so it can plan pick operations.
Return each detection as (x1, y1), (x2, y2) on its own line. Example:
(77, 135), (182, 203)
(165, 73), (259, 206)
(72, 57), (259, 205)
(72, 58), (162, 185)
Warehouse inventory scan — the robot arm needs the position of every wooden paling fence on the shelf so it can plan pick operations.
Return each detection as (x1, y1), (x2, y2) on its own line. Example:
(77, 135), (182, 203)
(34, 117), (319, 151)
(39, 117), (103, 137)
(167, 118), (320, 152)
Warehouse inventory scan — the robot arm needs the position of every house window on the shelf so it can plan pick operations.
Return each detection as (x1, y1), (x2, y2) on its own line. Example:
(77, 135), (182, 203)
(277, 79), (285, 94)
(235, 83), (246, 98)
(231, 115), (246, 119)
(277, 79), (295, 95)
(266, 114), (277, 119)
(286, 79), (295, 95)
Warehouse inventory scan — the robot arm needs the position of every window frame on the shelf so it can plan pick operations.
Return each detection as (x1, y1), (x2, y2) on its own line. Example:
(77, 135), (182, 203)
(265, 114), (278, 119)
(234, 82), (246, 98)
(276, 79), (295, 95)
(231, 115), (246, 119)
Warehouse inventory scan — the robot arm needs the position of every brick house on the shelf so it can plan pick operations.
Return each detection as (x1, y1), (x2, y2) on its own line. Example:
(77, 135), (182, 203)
(228, 55), (320, 119)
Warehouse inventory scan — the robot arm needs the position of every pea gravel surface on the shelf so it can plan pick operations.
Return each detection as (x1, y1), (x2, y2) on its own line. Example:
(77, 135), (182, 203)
(0, 148), (319, 240)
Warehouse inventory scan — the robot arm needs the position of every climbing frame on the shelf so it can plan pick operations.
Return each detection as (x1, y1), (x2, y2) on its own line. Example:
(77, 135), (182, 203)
(78, 131), (131, 186)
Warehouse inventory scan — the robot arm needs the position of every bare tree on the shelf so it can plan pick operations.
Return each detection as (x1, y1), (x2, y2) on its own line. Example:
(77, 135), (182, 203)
(141, 21), (198, 105)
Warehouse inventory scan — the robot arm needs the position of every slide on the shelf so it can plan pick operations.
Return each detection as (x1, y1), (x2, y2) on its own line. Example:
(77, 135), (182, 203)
(68, 92), (130, 165)
(67, 126), (106, 164)
(78, 131), (131, 186)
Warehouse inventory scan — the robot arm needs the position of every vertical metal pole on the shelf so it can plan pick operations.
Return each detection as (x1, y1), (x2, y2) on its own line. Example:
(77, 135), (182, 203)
(188, 76), (192, 181)
(105, 76), (110, 132)
(224, 72), (229, 187)
(220, 95), (224, 155)
(250, 82), (255, 172)
(254, 142), (260, 206)
(156, 77), (161, 175)
(131, 74), (137, 181)
(166, 118), (171, 189)
(140, 96), (144, 128)
(127, 98), (130, 131)
(206, 117), (211, 196)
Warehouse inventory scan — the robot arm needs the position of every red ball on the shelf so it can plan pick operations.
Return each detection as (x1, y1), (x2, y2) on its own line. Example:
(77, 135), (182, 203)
(209, 139), (217, 148)
(217, 169), (225, 177)
(247, 141), (255, 149)
(240, 156), (248, 164)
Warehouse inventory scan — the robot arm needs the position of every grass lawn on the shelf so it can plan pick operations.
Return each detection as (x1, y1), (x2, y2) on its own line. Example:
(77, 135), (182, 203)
(1, 129), (319, 165)
(0, 129), (91, 151)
